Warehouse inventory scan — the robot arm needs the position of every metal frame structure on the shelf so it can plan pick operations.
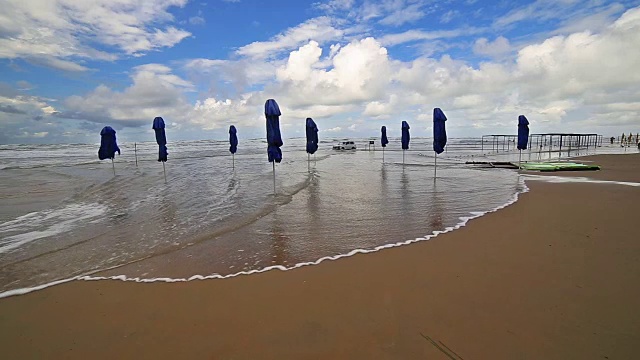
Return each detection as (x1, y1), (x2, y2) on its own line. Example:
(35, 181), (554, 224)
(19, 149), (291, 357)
(481, 133), (603, 155)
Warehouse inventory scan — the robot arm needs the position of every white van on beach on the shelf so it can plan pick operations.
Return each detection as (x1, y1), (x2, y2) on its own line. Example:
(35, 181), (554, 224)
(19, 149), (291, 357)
(333, 141), (357, 150)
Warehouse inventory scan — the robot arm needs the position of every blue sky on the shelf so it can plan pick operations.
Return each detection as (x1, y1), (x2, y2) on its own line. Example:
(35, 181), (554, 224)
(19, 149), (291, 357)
(1, 0), (639, 144)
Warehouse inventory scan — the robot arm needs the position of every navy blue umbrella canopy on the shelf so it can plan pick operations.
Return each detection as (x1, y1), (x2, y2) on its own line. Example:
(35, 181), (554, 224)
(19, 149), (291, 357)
(381, 126), (389, 147)
(152, 117), (168, 162)
(517, 115), (530, 150)
(305, 118), (319, 154)
(433, 108), (448, 154)
(401, 121), (410, 150)
(229, 125), (238, 154)
(98, 126), (120, 160)
(265, 99), (283, 163)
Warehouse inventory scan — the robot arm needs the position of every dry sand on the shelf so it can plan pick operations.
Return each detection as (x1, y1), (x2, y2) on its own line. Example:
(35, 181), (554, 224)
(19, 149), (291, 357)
(1, 153), (639, 359)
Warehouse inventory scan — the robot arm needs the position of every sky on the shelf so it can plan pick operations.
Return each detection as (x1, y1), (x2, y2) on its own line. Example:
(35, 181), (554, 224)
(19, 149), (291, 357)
(1, 0), (639, 144)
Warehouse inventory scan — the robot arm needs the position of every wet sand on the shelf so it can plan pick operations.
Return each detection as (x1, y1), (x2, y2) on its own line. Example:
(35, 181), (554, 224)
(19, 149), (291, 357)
(1, 153), (639, 359)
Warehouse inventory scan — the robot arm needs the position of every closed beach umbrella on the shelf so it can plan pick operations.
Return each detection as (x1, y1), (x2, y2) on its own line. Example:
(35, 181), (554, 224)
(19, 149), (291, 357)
(305, 118), (318, 155)
(305, 117), (318, 171)
(98, 126), (120, 176)
(229, 125), (238, 169)
(517, 115), (530, 169)
(381, 126), (389, 162)
(401, 121), (410, 165)
(152, 117), (168, 182)
(433, 108), (447, 178)
(401, 121), (410, 150)
(517, 115), (530, 150)
(265, 99), (283, 193)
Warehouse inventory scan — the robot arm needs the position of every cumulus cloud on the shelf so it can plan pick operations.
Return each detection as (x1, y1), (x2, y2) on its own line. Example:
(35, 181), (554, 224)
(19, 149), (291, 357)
(236, 17), (344, 59)
(179, 7), (640, 137)
(190, 94), (261, 130)
(0, 82), (67, 143)
(389, 7), (640, 132)
(273, 38), (392, 107)
(185, 57), (281, 93)
(11, 4), (640, 143)
(363, 94), (398, 118)
(60, 64), (193, 127)
(473, 36), (511, 58)
(0, 0), (190, 70)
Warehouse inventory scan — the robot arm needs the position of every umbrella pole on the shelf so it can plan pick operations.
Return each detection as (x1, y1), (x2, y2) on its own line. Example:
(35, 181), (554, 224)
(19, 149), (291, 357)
(402, 149), (405, 165)
(272, 162), (276, 194)
(162, 162), (167, 184)
(308, 153), (310, 172)
(434, 153), (437, 179)
(134, 142), (138, 167)
(382, 147), (385, 163)
(111, 158), (115, 176)
(232, 153), (235, 170)
(518, 150), (522, 170)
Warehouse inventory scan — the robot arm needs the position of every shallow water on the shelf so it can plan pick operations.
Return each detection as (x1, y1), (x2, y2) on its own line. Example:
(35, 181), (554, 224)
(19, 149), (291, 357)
(0, 137), (628, 293)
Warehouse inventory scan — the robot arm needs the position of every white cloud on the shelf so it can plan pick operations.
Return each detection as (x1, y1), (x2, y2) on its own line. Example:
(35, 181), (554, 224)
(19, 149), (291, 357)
(0, 84), (58, 118)
(273, 38), (392, 107)
(493, 0), (567, 28)
(189, 16), (206, 25)
(313, 0), (355, 12)
(363, 94), (398, 118)
(357, 0), (434, 26)
(190, 93), (260, 130)
(0, 82), (67, 143)
(0, 0), (190, 70)
(182, 6), (640, 137)
(236, 17), (344, 59)
(283, 104), (357, 120)
(552, 3), (626, 34)
(473, 36), (511, 58)
(440, 10), (459, 24)
(61, 64), (193, 126)
(379, 3), (427, 26)
(379, 27), (485, 46)
(389, 7), (640, 132)
(11, 4), (640, 143)
(32, 56), (91, 72)
(493, 0), (621, 32)
(184, 57), (281, 93)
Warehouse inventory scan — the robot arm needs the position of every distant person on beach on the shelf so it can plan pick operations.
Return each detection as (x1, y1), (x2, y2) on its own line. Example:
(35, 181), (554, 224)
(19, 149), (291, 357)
(610, 136), (615, 144)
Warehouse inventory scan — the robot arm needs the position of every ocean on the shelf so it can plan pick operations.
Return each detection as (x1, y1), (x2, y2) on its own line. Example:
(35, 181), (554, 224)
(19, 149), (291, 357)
(0, 136), (625, 295)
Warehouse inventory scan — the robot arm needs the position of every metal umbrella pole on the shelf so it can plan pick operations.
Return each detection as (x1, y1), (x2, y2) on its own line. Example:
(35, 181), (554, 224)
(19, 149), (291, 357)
(434, 152), (437, 179)
(162, 162), (167, 183)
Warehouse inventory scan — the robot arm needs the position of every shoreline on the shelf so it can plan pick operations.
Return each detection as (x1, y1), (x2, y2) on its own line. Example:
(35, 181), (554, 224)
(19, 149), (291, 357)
(0, 174), (527, 299)
(1, 153), (639, 359)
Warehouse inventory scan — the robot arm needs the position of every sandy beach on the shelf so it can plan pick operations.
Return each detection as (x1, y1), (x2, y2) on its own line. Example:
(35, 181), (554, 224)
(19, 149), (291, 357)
(1, 153), (639, 359)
